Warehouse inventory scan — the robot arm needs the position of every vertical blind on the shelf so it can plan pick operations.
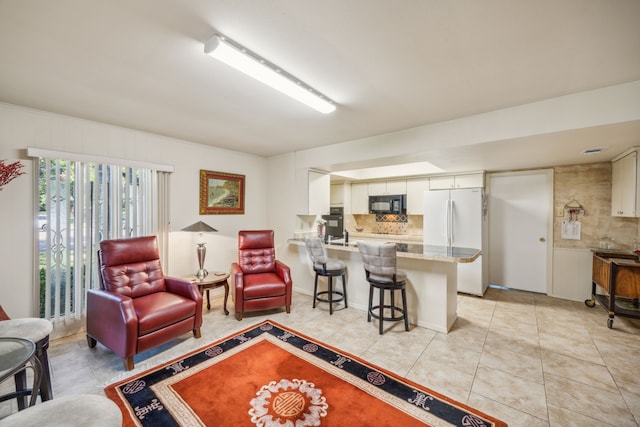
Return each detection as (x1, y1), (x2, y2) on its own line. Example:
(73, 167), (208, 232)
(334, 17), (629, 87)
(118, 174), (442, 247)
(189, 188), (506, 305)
(31, 150), (172, 330)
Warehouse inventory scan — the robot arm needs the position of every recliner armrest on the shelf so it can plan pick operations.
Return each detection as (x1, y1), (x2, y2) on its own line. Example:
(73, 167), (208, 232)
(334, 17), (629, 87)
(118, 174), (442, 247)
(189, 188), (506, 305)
(86, 289), (137, 359)
(231, 262), (244, 303)
(165, 277), (203, 329)
(275, 260), (292, 286)
(165, 276), (201, 302)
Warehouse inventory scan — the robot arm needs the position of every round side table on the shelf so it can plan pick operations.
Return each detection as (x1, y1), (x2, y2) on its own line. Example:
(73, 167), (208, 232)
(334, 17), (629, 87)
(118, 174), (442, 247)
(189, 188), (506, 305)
(0, 337), (42, 409)
(185, 272), (230, 315)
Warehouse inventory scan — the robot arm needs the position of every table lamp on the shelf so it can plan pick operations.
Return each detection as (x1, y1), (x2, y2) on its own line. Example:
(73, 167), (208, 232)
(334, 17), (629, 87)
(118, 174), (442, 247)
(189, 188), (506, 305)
(181, 221), (218, 279)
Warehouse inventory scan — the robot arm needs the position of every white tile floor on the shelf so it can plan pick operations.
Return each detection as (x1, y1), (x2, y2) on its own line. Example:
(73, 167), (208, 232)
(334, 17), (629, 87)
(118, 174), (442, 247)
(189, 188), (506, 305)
(3, 286), (640, 426)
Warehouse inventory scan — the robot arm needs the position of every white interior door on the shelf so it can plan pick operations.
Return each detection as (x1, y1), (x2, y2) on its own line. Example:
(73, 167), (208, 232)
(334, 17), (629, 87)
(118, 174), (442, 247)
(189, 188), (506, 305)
(488, 170), (552, 293)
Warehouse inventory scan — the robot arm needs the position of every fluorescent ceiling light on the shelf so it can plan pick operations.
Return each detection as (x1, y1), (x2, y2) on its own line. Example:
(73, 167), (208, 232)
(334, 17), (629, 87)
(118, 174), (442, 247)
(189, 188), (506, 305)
(204, 34), (336, 114)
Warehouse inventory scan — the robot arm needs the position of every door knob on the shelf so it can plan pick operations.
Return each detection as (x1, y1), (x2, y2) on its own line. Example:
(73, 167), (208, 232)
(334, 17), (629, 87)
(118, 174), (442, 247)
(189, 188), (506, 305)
(539, 237), (546, 242)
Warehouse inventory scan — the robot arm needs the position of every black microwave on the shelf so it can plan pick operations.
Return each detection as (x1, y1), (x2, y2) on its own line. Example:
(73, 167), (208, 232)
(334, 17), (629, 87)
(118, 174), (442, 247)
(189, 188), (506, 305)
(369, 194), (406, 214)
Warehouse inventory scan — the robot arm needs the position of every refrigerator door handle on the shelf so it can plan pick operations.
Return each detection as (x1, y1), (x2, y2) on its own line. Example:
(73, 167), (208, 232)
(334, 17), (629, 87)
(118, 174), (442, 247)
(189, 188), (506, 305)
(446, 199), (452, 246)
(449, 199), (454, 245)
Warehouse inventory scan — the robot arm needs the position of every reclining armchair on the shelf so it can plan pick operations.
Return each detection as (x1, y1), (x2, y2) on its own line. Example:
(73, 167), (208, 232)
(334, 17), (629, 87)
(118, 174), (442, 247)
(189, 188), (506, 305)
(231, 230), (292, 320)
(87, 236), (202, 370)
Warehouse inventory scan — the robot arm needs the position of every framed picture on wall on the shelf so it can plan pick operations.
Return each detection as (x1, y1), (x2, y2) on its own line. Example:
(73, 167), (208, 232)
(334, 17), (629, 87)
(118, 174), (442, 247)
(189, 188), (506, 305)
(199, 170), (245, 214)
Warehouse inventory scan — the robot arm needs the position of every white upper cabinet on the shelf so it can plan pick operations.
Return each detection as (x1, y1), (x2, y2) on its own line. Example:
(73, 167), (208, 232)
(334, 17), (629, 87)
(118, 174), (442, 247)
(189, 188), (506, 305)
(330, 184), (343, 206)
(350, 183), (369, 214)
(429, 173), (484, 190)
(386, 179), (407, 194)
(330, 182), (352, 211)
(368, 179), (407, 195)
(406, 178), (429, 214)
(296, 169), (330, 215)
(611, 150), (639, 217)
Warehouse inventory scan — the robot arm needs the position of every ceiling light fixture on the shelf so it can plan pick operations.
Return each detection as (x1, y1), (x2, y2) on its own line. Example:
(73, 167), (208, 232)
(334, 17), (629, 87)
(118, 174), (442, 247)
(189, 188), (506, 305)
(204, 34), (336, 114)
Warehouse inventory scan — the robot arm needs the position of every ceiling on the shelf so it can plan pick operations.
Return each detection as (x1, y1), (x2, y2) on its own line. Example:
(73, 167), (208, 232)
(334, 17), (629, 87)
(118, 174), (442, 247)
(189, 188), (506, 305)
(1, 0), (639, 173)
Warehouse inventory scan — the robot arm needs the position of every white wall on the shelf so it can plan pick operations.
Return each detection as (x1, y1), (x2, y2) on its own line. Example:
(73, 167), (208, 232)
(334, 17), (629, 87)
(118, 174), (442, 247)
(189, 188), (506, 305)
(0, 103), (268, 318)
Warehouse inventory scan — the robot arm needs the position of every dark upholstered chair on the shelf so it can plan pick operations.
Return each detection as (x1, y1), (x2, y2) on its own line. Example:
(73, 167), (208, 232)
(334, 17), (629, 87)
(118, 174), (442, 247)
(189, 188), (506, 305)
(231, 230), (292, 320)
(86, 236), (203, 370)
(304, 237), (347, 314)
(358, 241), (409, 334)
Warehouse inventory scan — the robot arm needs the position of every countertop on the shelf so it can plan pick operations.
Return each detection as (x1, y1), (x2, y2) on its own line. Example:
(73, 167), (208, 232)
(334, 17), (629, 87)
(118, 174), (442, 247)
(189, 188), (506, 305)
(288, 238), (481, 263)
(590, 249), (636, 258)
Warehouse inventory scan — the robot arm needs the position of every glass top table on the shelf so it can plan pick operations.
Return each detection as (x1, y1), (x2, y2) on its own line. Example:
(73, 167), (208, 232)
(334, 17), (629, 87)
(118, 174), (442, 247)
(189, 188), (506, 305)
(0, 337), (42, 408)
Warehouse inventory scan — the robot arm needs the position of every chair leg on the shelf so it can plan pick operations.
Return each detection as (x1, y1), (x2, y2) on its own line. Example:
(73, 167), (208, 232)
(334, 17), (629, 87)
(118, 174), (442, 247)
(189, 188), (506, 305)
(390, 289), (396, 315)
(235, 313), (243, 321)
(342, 274), (348, 308)
(193, 328), (201, 338)
(286, 305), (291, 314)
(379, 288), (384, 334)
(328, 276), (334, 315)
(312, 273), (319, 308)
(35, 337), (53, 402)
(14, 370), (27, 410)
(367, 284), (373, 322)
(401, 288), (409, 331)
(123, 356), (134, 371)
(86, 335), (97, 348)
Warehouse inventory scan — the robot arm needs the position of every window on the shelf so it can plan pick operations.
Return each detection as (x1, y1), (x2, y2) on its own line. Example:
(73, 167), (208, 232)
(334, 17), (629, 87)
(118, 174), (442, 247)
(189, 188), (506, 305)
(32, 151), (171, 329)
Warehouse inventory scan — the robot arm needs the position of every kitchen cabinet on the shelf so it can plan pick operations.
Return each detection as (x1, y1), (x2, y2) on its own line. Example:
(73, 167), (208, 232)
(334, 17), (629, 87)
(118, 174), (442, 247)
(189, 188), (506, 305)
(406, 178), (429, 214)
(295, 169), (330, 215)
(429, 173), (484, 190)
(350, 183), (369, 214)
(330, 184), (343, 206)
(368, 179), (407, 195)
(611, 150), (639, 217)
(331, 183), (351, 210)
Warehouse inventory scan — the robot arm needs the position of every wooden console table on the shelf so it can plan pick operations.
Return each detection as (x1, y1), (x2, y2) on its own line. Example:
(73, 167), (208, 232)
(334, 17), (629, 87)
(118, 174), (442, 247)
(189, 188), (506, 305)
(586, 252), (640, 328)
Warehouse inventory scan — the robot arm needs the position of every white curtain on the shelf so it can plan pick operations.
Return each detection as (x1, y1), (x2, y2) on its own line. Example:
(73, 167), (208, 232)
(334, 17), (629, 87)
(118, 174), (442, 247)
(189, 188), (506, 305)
(33, 154), (171, 335)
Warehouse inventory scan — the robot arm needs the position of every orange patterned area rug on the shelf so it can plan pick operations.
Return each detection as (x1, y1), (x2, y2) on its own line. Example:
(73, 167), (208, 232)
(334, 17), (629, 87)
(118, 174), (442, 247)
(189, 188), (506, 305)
(105, 320), (507, 426)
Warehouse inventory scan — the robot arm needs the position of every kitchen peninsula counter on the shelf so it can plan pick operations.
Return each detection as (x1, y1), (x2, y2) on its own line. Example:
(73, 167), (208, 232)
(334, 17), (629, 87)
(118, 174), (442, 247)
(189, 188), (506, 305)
(288, 239), (481, 263)
(286, 238), (481, 333)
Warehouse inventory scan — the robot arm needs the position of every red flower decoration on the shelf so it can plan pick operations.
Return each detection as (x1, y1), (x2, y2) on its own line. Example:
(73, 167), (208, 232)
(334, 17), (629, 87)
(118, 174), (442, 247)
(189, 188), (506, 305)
(0, 160), (25, 192)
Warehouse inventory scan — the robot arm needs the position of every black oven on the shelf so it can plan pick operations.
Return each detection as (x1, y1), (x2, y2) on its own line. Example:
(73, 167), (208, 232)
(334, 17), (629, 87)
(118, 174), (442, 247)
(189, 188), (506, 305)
(322, 207), (344, 242)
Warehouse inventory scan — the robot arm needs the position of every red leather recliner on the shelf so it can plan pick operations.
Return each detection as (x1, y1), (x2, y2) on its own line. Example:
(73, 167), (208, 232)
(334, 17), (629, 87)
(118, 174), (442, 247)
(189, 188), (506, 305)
(231, 230), (292, 320)
(86, 236), (203, 370)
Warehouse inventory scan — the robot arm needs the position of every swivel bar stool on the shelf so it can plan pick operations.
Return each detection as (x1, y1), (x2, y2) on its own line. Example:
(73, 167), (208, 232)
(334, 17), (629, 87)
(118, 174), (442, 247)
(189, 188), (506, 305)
(305, 237), (347, 314)
(358, 241), (409, 334)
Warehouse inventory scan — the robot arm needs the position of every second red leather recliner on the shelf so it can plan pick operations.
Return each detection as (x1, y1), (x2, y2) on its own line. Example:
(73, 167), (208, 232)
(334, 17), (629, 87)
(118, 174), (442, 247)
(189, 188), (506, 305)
(231, 230), (292, 320)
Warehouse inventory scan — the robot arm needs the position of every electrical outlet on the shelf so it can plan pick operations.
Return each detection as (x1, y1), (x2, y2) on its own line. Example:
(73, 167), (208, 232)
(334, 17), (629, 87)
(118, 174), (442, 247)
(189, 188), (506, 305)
(557, 208), (564, 217)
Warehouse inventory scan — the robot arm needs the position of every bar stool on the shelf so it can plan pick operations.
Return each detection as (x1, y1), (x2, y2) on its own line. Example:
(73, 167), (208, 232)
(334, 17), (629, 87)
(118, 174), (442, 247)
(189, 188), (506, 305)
(0, 306), (53, 409)
(304, 237), (347, 314)
(358, 241), (409, 334)
(0, 394), (122, 426)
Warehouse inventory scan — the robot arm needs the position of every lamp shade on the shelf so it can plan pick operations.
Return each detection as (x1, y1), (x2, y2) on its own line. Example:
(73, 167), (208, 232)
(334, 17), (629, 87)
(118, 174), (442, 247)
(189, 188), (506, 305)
(181, 221), (218, 233)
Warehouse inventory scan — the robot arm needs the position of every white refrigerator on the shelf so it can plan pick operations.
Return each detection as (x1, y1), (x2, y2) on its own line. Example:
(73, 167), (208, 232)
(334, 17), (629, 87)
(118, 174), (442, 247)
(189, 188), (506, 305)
(423, 188), (488, 296)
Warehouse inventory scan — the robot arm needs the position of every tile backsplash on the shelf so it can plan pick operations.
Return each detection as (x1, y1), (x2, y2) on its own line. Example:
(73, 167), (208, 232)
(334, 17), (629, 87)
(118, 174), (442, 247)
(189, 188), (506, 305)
(350, 214), (423, 235)
(554, 162), (639, 250)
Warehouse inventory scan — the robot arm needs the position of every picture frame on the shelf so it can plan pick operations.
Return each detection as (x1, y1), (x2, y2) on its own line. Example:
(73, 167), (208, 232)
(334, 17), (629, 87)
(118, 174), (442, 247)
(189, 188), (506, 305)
(199, 170), (245, 215)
